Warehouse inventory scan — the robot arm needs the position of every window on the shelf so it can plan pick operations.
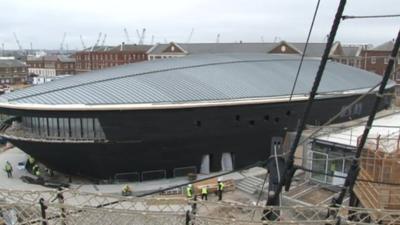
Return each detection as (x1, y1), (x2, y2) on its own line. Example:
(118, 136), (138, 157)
(264, 115), (270, 121)
(249, 120), (255, 126)
(58, 118), (70, 138)
(81, 118), (95, 138)
(48, 118), (58, 137)
(274, 117), (280, 123)
(371, 56), (376, 64)
(32, 117), (40, 135)
(39, 117), (48, 136)
(70, 118), (81, 138)
(311, 151), (328, 182)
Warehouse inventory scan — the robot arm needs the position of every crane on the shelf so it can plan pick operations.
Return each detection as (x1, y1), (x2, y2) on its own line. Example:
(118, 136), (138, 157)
(123, 28), (131, 44)
(80, 35), (87, 50)
(216, 33), (220, 43)
(101, 33), (107, 46)
(186, 28), (194, 43)
(1, 43), (4, 56)
(60, 32), (67, 52)
(91, 32), (102, 51)
(136, 28), (146, 45)
(12, 32), (23, 51)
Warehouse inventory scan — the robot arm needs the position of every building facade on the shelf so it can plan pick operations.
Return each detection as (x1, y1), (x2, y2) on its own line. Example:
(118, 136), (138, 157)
(74, 44), (152, 73)
(147, 41), (364, 66)
(360, 40), (400, 103)
(26, 55), (76, 76)
(0, 58), (28, 84)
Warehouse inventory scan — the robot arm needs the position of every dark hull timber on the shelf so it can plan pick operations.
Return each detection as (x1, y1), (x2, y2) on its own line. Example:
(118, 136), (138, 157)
(1, 92), (391, 179)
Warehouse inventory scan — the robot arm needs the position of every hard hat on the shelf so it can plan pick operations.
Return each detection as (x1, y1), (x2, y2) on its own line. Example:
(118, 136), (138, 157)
(217, 178), (221, 182)
(188, 184), (192, 187)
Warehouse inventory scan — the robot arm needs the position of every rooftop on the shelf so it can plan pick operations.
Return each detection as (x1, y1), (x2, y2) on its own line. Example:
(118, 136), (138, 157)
(27, 55), (75, 63)
(148, 42), (335, 57)
(0, 53), (393, 110)
(0, 59), (27, 68)
(315, 112), (400, 152)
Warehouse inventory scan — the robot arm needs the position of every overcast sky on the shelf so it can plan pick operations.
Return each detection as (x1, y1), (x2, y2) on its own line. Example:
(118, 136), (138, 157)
(0, 0), (399, 50)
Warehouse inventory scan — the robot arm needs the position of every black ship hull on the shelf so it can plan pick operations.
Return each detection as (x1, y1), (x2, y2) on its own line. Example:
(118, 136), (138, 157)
(2, 93), (390, 179)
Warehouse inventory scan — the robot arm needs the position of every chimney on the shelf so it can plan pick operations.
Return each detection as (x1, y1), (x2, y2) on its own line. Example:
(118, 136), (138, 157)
(121, 42), (125, 51)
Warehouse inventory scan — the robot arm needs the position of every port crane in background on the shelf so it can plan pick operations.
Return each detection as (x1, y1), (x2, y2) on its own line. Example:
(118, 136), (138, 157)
(12, 32), (23, 52)
(136, 28), (146, 45)
(59, 32), (67, 53)
(123, 28), (131, 44)
(80, 35), (87, 50)
(216, 33), (220, 43)
(186, 28), (194, 43)
(91, 32), (102, 51)
(101, 33), (107, 46)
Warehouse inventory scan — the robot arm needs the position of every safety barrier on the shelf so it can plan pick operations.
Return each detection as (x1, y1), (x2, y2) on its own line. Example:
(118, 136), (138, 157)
(1, 188), (400, 225)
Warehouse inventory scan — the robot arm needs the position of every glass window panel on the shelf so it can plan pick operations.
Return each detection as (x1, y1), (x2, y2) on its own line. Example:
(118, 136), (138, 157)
(87, 118), (94, 139)
(32, 117), (39, 135)
(81, 118), (88, 138)
(58, 118), (69, 138)
(70, 118), (81, 138)
(94, 118), (104, 139)
(311, 151), (327, 183)
(48, 118), (58, 137)
(39, 117), (48, 136)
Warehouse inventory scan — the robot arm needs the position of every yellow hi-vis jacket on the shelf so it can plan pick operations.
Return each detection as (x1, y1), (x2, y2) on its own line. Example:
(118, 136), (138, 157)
(186, 186), (192, 197)
(201, 186), (208, 194)
(5, 163), (12, 172)
(218, 182), (224, 191)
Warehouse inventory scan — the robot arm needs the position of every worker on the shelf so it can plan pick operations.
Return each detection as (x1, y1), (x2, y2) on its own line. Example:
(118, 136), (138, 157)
(217, 179), (225, 201)
(32, 164), (39, 175)
(122, 184), (132, 196)
(201, 186), (208, 201)
(4, 161), (13, 178)
(186, 184), (193, 199)
(26, 156), (35, 171)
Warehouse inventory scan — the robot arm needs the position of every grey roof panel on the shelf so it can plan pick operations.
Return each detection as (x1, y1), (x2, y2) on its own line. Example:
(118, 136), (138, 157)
(0, 53), (391, 106)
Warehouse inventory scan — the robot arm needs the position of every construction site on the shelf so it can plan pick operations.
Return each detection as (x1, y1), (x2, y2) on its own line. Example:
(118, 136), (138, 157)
(0, 109), (399, 225)
(1, 1), (399, 224)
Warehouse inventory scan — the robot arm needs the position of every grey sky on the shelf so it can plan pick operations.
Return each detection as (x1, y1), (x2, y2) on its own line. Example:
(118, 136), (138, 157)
(0, 0), (399, 50)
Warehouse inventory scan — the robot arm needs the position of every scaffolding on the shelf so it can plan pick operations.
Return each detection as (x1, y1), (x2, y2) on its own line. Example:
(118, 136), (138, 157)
(1, 188), (400, 225)
(354, 130), (400, 212)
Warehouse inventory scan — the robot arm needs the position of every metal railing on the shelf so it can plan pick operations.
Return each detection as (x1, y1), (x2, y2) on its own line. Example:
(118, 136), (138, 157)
(1, 188), (400, 225)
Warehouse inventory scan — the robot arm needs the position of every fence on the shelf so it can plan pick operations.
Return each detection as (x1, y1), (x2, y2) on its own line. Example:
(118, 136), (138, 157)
(1, 188), (400, 225)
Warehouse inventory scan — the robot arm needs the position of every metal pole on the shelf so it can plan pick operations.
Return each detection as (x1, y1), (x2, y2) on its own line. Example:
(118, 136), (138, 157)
(331, 29), (400, 207)
(267, 0), (347, 207)
(39, 198), (48, 225)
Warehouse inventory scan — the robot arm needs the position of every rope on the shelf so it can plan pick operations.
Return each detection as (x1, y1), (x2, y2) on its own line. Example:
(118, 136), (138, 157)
(342, 14), (400, 20)
(289, 0), (321, 102)
(297, 82), (382, 146)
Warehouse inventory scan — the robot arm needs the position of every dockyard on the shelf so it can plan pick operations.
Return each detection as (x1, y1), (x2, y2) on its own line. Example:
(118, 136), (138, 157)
(1, 0), (400, 224)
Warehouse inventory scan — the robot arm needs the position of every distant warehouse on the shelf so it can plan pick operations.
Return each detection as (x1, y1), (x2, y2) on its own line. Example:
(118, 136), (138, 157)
(0, 58), (28, 85)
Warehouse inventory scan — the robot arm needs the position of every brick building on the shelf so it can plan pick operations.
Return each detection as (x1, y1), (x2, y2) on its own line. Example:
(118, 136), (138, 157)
(147, 41), (362, 64)
(74, 44), (152, 73)
(361, 40), (399, 77)
(27, 55), (76, 76)
(0, 58), (28, 84)
(361, 40), (400, 103)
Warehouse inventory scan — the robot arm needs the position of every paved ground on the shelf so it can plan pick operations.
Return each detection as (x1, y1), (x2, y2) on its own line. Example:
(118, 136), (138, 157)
(0, 147), (267, 195)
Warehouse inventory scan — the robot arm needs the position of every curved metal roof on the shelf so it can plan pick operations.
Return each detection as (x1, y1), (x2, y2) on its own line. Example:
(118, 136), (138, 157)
(0, 53), (393, 110)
